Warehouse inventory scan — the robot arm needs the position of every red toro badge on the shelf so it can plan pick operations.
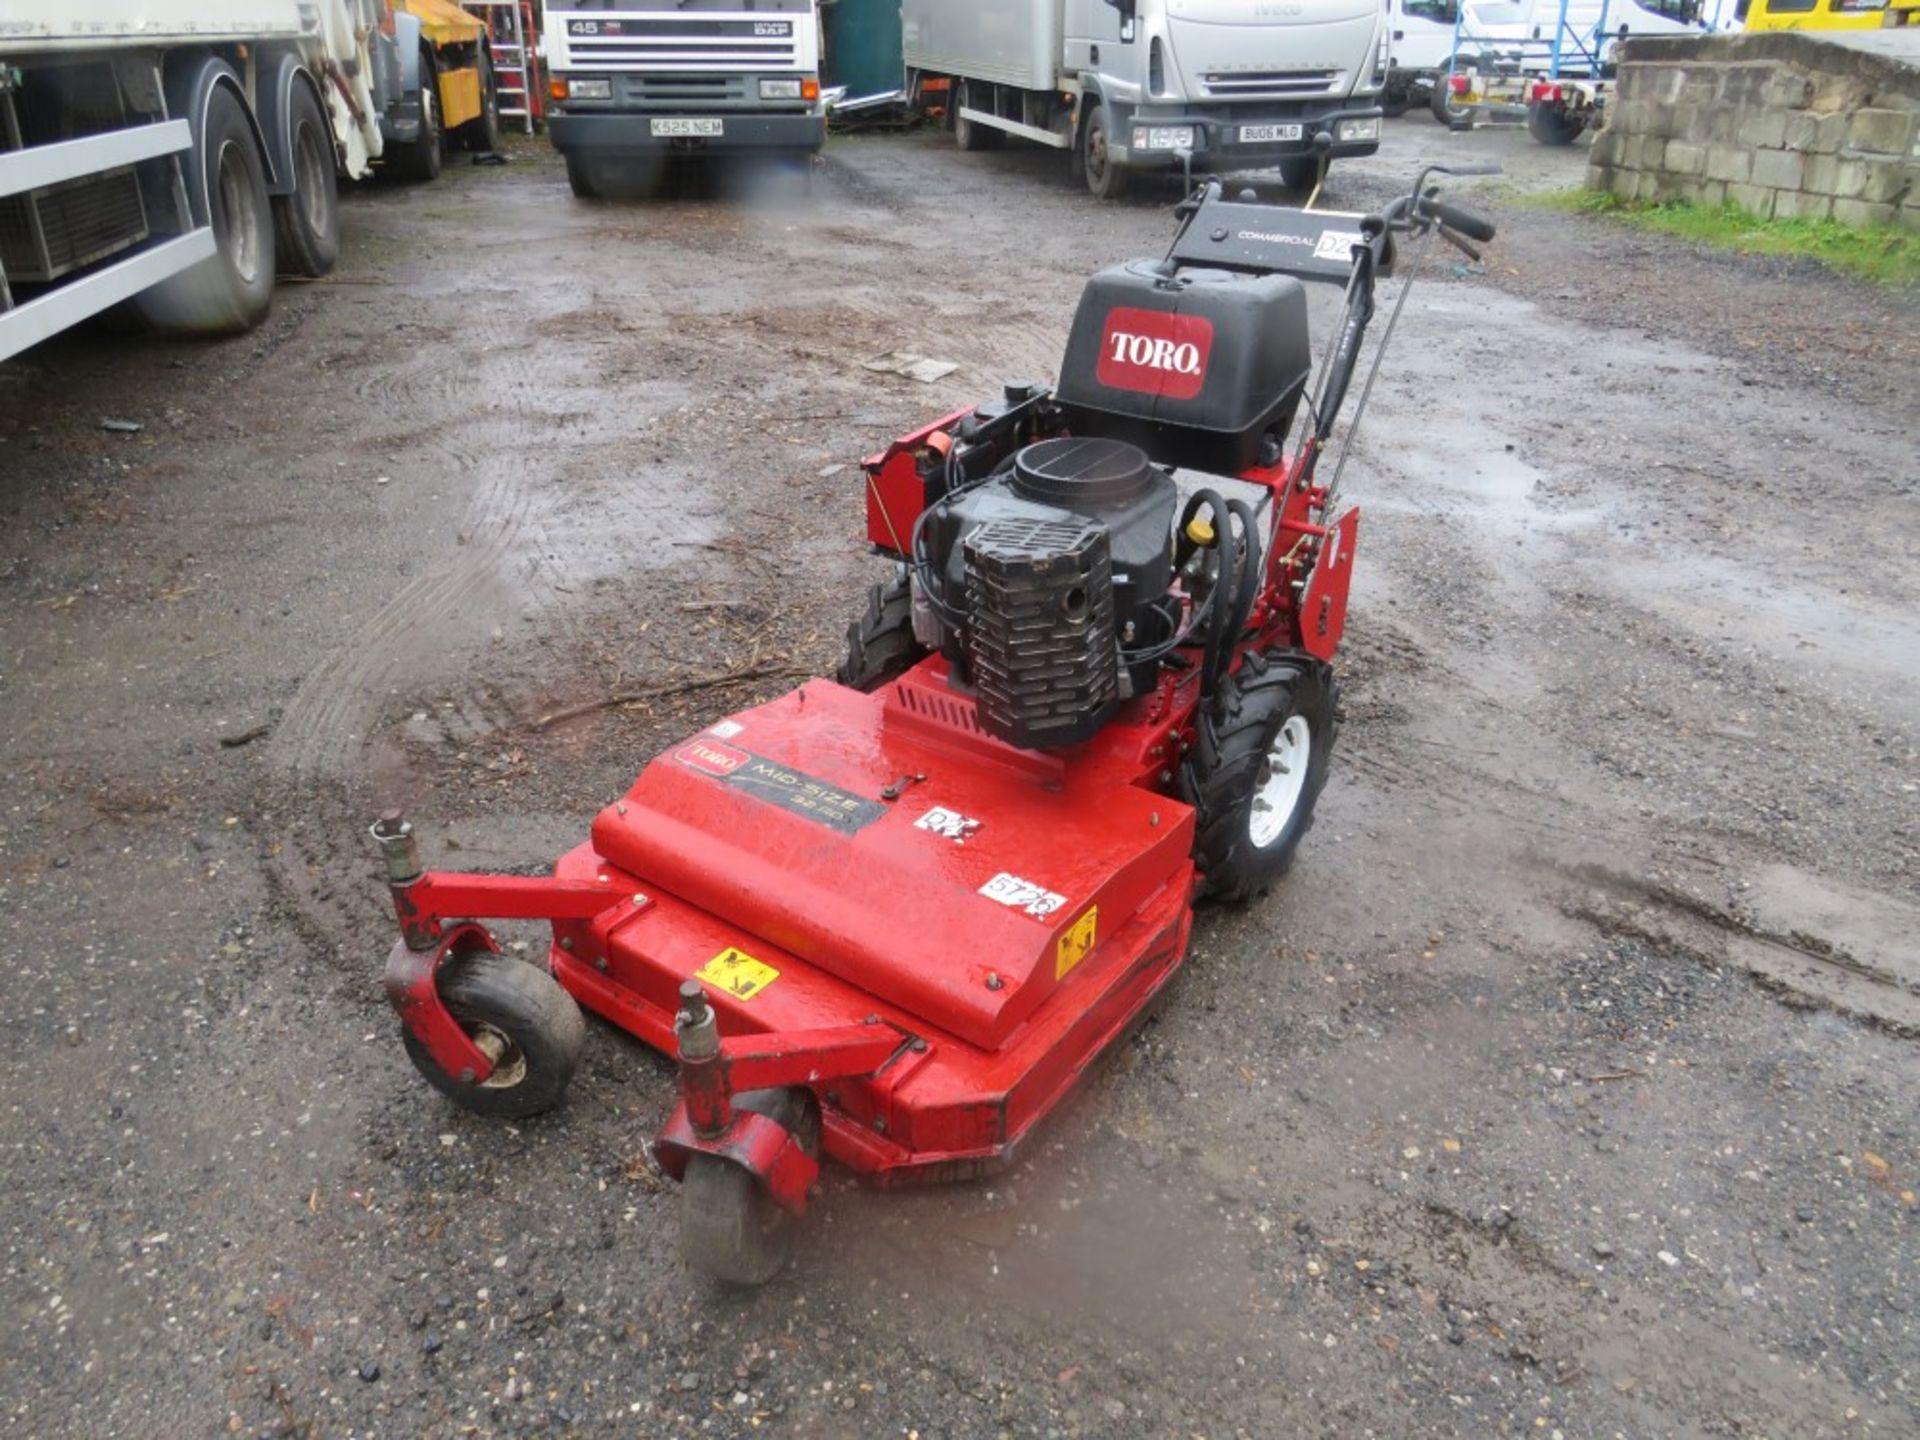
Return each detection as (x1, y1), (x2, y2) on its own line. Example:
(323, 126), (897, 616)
(1095, 306), (1214, 401)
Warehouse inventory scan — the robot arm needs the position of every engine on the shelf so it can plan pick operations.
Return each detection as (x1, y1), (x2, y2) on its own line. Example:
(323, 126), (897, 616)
(915, 436), (1178, 750)
(894, 233), (1319, 752)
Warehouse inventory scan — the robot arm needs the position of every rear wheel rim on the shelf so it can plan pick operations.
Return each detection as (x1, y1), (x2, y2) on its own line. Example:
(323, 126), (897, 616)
(1248, 715), (1311, 850)
(215, 139), (262, 283)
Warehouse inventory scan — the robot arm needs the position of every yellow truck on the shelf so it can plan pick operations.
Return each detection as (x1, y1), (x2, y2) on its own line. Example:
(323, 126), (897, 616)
(396, 0), (503, 173)
(1740, 0), (1919, 31)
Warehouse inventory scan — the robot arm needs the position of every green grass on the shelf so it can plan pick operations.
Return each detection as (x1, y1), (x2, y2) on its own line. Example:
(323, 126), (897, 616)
(1531, 187), (1920, 288)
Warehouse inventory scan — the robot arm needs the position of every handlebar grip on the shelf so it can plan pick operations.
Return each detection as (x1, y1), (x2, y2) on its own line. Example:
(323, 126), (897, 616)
(1427, 199), (1495, 243)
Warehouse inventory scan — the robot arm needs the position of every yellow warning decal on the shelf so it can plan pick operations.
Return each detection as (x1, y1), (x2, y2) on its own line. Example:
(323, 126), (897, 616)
(1055, 906), (1098, 980)
(697, 946), (780, 1001)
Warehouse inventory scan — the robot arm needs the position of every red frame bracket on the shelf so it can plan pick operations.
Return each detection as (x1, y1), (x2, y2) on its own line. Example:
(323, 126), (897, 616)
(656, 1022), (906, 1213)
(654, 1105), (822, 1214)
(389, 869), (635, 950)
(383, 922), (501, 1082)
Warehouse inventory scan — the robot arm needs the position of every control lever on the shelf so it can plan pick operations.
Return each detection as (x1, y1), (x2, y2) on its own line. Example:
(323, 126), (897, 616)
(1436, 226), (1483, 263)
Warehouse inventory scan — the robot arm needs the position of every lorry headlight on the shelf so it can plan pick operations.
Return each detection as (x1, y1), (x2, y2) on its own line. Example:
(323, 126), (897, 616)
(760, 78), (803, 99)
(567, 77), (612, 101)
(1132, 125), (1195, 152)
(1338, 117), (1381, 142)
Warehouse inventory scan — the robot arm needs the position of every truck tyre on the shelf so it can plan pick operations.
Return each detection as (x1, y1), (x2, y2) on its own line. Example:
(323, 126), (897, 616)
(391, 48), (445, 182)
(1080, 102), (1128, 201)
(1526, 100), (1582, 147)
(1278, 155), (1323, 193)
(1179, 650), (1336, 903)
(954, 81), (1001, 152)
(459, 50), (502, 152)
(131, 82), (275, 335)
(565, 156), (600, 199)
(272, 81), (339, 279)
(1381, 86), (1412, 119)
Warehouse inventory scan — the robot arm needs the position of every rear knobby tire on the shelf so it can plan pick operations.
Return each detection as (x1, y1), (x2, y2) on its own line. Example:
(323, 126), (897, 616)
(835, 566), (923, 691)
(130, 80), (275, 334)
(680, 1089), (819, 1286)
(401, 950), (586, 1119)
(1180, 650), (1336, 902)
(273, 80), (339, 278)
(391, 49), (445, 182)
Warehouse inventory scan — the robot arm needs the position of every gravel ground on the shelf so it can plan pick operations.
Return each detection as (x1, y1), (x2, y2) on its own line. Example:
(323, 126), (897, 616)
(1, 114), (1915, 1439)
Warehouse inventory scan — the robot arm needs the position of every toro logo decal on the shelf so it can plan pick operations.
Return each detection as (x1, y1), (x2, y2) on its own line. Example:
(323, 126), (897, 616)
(676, 739), (746, 776)
(1096, 306), (1213, 402)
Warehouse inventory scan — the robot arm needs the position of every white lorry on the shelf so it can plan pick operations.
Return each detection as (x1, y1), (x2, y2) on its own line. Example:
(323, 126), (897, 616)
(903, 0), (1390, 199)
(541, 0), (829, 198)
(0, 1), (477, 360)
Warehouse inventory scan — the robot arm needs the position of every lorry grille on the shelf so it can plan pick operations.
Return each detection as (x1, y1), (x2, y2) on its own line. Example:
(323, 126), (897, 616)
(618, 74), (749, 108)
(1203, 69), (1344, 97)
(566, 33), (798, 71)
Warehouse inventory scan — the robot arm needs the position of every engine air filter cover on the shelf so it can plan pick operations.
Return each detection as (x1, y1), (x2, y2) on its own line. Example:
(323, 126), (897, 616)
(1012, 436), (1157, 509)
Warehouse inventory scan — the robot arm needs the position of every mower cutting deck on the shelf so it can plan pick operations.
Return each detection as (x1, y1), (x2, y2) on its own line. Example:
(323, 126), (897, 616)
(375, 168), (1496, 1282)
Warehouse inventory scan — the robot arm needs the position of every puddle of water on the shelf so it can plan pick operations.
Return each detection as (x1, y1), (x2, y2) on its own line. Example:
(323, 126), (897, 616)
(1618, 546), (1920, 706)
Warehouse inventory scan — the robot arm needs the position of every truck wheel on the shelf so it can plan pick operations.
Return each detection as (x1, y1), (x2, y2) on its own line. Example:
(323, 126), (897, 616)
(954, 81), (1001, 152)
(272, 81), (339, 278)
(1179, 650), (1336, 902)
(835, 566), (922, 692)
(565, 156), (600, 199)
(1080, 102), (1128, 201)
(401, 951), (587, 1120)
(1527, 101), (1583, 147)
(1381, 86), (1412, 119)
(460, 51), (502, 152)
(391, 49), (445, 182)
(1278, 155), (1323, 193)
(130, 82), (275, 334)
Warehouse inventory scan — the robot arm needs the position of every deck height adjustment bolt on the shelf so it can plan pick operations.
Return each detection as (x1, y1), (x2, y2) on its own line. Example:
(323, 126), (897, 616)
(369, 811), (421, 885)
(674, 979), (720, 1061)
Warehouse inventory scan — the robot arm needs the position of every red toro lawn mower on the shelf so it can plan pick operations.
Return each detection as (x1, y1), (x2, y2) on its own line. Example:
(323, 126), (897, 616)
(374, 166), (1497, 1283)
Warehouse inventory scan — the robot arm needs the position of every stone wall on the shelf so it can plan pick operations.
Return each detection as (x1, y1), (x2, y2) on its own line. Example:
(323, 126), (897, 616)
(1586, 32), (1920, 230)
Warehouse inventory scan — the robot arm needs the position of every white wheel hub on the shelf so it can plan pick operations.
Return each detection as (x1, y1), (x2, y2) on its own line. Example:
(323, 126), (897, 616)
(1248, 715), (1311, 850)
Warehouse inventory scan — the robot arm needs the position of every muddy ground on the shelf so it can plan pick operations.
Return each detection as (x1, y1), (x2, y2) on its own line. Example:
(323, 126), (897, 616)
(1, 114), (1915, 1439)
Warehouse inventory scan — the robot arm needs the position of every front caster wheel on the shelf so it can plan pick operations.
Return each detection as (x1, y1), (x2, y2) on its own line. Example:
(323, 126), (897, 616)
(680, 1089), (818, 1285)
(402, 951), (586, 1119)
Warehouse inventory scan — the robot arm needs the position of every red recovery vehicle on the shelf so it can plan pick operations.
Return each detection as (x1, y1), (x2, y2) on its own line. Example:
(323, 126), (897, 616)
(374, 166), (1498, 1282)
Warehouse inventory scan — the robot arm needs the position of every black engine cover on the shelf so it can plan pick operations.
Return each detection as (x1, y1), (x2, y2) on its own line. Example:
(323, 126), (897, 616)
(928, 437), (1177, 749)
(1055, 261), (1313, 474)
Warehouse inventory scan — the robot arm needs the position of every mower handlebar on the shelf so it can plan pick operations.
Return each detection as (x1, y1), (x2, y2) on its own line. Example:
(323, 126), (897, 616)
(1421, 198), (1496, 243)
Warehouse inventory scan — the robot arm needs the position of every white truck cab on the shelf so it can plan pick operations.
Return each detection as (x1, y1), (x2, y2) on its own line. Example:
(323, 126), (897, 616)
(908, 0), (1390, 198)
